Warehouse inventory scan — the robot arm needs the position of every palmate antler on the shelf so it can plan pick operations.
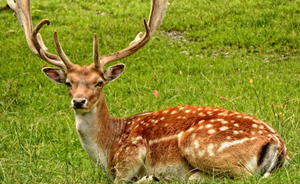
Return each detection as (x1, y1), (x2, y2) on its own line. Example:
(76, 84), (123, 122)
(8, 0), (168, 71)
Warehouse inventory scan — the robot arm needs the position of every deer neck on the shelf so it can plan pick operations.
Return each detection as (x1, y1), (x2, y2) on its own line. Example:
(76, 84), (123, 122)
(74, 92), (125, 171)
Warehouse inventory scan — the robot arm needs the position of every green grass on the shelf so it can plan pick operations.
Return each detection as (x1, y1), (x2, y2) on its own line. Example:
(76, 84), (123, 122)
(0, 0), (299, 183)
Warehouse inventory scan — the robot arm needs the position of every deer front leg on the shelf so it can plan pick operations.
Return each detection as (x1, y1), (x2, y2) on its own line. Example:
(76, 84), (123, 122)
(113, 136), (147, 183)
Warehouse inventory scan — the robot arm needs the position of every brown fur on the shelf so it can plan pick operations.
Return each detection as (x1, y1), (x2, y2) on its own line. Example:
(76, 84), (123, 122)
(40, 63), (288, 182)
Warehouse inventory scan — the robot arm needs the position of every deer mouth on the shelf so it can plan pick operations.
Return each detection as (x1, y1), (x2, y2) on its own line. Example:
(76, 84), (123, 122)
(73, 107), (92, 114)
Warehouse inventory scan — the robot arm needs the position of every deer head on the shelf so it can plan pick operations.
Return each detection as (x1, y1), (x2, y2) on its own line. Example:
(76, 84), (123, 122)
(8, 0), (168, 113)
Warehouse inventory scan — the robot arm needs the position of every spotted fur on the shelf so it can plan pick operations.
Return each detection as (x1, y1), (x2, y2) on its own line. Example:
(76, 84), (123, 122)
(93, 106), (288, 181)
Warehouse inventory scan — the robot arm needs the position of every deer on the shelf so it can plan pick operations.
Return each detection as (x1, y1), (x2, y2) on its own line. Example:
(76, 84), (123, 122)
(8, 0), (289, 182)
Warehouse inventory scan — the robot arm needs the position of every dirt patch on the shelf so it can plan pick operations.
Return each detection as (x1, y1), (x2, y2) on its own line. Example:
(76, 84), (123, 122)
(163, 30), (184, 41)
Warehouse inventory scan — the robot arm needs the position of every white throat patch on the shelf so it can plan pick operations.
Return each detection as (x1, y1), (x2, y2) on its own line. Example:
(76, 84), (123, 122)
(75, 107), (108, 171)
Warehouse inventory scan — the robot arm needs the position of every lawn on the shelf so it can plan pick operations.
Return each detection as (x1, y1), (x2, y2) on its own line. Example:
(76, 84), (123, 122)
(0, 0), (299, 183)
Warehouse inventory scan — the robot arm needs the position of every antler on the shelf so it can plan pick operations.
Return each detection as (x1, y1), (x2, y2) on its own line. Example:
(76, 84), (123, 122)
(7, 0), (73, 70)
(8, 0), (167, 71)
(94, 0), (168, 71)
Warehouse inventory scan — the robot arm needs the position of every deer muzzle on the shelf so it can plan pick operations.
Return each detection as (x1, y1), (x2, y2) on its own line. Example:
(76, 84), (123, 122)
(72, 95), (87, 109)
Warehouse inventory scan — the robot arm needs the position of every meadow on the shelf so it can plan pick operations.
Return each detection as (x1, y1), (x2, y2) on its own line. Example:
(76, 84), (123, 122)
(0, 0), (299, 183)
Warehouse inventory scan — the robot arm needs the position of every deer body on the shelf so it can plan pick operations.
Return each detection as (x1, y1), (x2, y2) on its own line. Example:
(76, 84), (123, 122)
(78, 102), (287, 181)
(8, 0), (288, 182)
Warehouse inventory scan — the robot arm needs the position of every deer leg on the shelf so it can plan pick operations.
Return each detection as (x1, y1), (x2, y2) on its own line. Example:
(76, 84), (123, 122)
(136, 175), (160, 183)
(113, 138), (147, 182)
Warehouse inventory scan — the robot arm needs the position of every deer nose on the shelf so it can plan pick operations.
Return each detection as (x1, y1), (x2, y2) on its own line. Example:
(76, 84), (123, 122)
(72, 98), (87, 108)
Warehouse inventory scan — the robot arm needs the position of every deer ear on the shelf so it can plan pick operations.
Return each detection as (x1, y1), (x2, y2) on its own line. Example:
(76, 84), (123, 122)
(42, 67), (66, 84)
(103, 64), (125, 82)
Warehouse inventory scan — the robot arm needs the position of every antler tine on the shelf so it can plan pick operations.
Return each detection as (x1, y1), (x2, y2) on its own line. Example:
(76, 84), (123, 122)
(53, 31), (73, 69)
(93, 33), (101, 69)
(97, 0), (168, 71)
(32, 20), (65, 68)
(8, 0), (73, 69)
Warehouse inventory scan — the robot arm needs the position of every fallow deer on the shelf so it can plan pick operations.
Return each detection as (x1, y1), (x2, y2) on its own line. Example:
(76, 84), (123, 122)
(8, 0), (288, 182)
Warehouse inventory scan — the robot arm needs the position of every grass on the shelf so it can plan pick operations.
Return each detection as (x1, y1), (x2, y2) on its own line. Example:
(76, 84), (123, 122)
(0, 0), (299, 183)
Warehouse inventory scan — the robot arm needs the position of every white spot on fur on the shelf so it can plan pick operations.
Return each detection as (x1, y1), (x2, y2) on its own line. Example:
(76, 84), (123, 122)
(206, 124), (213, 128)
(185, 147), (193, 155)
(194, 140), (199, 148)
(251, 131), (255, 135)
(221, 120), (228, 124)
(236, 115), (242, 118)
(226, 136), (231, 140)
(171, 110), (177, 114)
(259, 125), (264, 129)
(207, 111), (213, 116)
(198, 125), (204, 130)
(179, 107), (185, 110)
(176, 116), (182, 119)
(208, 129), (216, 134)
(207, 144), (215, 156)
(191, 133), (196, 140)
(185, 110), (191, 113)
(188, 127), (195, 132)
(233, 130), (239, 134)
(234, 123), (239, 127)
(198, 112), (206, 117)
(217, 112), (224, 116)
(252, 124), (258, 128)
(220, 126), (229, 131)
(198, 120), (205, 124)
(197, 108), (203, 111)
(198, 151), (205, 157)
(210, 119), (216, 123)
(163, 110), (169, 114)
(160, 117), (165, 121)
(258, 130), (263, 134)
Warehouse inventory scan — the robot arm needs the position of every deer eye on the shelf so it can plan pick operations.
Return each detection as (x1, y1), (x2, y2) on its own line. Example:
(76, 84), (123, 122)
(65, 82), (72, 87)
(96, 81), (104, 87)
